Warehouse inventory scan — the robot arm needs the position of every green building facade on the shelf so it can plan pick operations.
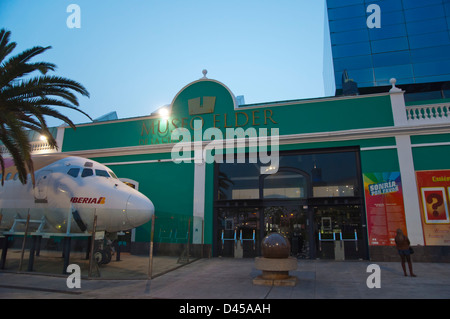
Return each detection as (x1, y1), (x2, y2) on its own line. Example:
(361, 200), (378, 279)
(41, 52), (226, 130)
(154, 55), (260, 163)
(55, 75), (450, 262)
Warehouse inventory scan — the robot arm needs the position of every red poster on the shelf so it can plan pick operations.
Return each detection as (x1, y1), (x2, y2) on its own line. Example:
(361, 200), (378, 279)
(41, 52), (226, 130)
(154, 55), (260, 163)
(364, 172), (407, 246)
(416, 171), (450, 246)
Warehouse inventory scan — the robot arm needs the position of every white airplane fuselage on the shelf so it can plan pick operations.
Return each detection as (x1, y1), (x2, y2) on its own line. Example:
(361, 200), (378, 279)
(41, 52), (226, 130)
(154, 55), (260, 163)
(0, 155), (154, 234)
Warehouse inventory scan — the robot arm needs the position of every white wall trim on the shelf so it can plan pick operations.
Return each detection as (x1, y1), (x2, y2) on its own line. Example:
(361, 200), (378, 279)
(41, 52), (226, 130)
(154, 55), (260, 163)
(395, 135), (424, 245)
(192, 161), (206, 244)
(63, 122), (450, 159)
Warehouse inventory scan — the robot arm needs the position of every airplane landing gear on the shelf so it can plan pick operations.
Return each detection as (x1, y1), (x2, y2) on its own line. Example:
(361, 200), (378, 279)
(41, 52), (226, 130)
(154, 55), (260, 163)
(92, 232), (116, 265)
(94, 247), (112, 265)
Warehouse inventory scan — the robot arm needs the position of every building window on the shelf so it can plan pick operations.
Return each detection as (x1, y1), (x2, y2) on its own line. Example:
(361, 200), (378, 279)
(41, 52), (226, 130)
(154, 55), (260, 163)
(217, 148), (361, 200)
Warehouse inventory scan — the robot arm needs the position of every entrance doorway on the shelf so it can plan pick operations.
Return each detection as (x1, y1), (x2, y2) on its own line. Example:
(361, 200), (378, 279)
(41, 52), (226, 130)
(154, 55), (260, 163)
(262, 204), (367, 260)
(313, 205), (366, 260)
(263, 205), (310, 259)
(214, 203), (368, 260)
(213, 147), (369, 260)
(216, 207), (259, 258)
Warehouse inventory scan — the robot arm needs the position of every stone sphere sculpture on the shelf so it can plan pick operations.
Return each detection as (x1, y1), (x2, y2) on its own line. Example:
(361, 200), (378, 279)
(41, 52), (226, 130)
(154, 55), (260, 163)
(261, 233), (291, 258)
(253, 233), (298, 286)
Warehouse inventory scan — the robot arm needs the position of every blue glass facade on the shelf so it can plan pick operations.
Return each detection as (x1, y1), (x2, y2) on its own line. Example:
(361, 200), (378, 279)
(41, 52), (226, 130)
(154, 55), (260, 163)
(326, 0), (450, 96)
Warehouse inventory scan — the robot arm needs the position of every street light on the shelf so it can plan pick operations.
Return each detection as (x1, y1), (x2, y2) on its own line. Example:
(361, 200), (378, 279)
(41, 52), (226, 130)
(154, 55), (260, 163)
(158, 107), (169, 120)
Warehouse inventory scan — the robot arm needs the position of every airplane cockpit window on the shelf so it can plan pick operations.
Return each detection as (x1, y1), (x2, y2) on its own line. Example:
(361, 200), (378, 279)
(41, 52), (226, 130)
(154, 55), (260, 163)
(81, 168), (94, 178)
(67, 168), (80, 178)
(95, 169), (110, 178)
(109, 171), (118, 179)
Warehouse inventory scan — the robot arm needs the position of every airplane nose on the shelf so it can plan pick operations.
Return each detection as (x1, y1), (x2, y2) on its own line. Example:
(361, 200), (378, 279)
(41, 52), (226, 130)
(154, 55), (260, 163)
(126, 193), (154, 228)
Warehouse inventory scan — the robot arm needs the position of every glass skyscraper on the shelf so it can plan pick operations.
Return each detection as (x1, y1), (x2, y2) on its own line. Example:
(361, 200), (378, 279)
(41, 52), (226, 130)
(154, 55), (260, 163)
(326, 0), (450, 101)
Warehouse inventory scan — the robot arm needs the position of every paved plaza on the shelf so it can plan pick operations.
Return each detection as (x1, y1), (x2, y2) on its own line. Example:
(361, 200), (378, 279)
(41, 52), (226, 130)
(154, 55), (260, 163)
(0, 257), (449, 299)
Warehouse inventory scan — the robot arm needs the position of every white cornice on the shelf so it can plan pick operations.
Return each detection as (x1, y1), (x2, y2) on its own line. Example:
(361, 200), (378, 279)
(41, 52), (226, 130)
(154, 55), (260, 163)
(62, 122), (450, 159)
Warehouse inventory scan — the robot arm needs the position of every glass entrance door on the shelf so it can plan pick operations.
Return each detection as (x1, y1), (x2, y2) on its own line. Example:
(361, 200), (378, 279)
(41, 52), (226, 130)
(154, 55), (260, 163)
(313, 205), (366, 260)
(261, 204), (367, 260)
(216, 207), (259, 258)
(263, 205), (311, 259)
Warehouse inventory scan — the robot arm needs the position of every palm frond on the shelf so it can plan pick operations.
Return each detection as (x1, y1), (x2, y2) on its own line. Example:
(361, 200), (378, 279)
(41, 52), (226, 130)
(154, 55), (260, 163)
(1, 75), (90, 109)
(0, 29), (16, 65)
(0, 121), (30, 184)
(0, 46), (55, 87)
(0, 29), (91, 185)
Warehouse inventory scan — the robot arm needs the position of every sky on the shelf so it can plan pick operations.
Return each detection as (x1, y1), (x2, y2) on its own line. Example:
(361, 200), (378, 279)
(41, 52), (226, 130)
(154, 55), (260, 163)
(0, 0), (332, 127)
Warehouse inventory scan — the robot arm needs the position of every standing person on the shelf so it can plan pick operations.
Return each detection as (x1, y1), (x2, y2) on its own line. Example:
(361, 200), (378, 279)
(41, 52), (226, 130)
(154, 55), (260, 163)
(395, 229), (416, 277)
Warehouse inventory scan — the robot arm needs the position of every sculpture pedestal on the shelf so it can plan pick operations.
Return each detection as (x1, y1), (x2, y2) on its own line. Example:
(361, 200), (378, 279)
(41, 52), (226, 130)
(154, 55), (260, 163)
(253, 257), (298, 287)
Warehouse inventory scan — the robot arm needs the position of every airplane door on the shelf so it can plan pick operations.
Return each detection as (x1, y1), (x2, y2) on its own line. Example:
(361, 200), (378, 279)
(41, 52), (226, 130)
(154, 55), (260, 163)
(34, 170), (52, 203)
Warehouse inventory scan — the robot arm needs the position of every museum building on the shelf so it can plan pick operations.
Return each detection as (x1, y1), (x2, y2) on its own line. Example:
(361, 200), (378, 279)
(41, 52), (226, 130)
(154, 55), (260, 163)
(21, 72), (449, 262)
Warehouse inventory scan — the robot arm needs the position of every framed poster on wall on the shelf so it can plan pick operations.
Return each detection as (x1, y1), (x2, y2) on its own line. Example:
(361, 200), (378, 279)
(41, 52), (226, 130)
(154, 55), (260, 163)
(420, 187), (450, 224)
(416, 170), (450, 246)
(363, 172), (407, 246)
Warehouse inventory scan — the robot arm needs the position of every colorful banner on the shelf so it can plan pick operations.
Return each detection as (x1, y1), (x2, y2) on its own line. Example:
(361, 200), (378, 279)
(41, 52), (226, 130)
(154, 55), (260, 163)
(416, 170), (450, 246)
(363, 172), (407, 246)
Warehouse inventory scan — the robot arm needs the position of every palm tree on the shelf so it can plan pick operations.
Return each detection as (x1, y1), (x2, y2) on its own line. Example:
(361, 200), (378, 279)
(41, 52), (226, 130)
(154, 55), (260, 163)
(0, 28), (91, 186)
